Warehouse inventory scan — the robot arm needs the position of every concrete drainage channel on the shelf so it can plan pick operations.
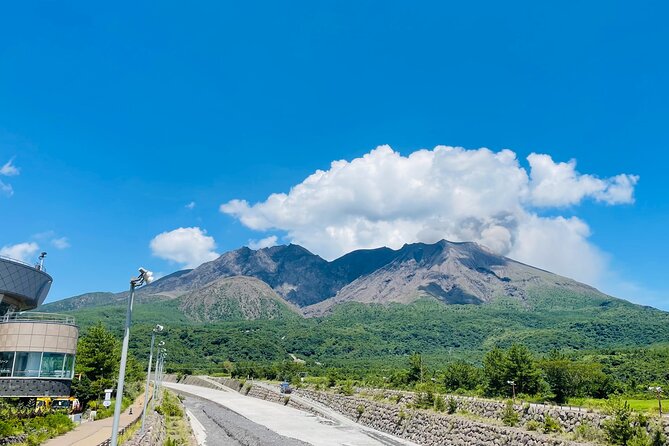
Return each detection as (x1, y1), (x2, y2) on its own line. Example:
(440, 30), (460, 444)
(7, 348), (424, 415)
(168, 376), (590, 446)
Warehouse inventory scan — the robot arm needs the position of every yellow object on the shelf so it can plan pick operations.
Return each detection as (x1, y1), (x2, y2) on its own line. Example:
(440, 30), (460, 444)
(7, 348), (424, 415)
(34, 396), (82, 414)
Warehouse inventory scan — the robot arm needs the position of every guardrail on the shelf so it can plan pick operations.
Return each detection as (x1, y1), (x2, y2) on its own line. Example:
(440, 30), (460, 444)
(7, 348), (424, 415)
(0, 254), (46, 272)
(0, 311), (75, 325)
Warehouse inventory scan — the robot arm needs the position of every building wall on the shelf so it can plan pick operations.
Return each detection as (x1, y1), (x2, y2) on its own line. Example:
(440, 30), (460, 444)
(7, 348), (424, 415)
(0, 321), (78, 354)
(0, 321), (78, 397)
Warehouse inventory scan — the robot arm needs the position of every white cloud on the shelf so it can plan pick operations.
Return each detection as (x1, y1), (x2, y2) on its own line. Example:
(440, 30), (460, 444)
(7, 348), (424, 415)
(51, 237), (71, 250)
(248, 235), (279, 250)
(185, 201), (196, 210)
(150, 227), (219, 268)
(527, 153), (639, 206)
(0, 242), (39, 263)
(221, 145), (638, 286)
(0, 159), (19, 176)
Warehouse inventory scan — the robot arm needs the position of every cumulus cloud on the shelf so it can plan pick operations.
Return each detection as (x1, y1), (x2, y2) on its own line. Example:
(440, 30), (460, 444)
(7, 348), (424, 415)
(150, 227), (219, 268)
(185, 201), (196, 210)
(527, 154), (639, 206)
(247, 235), (279, 250)
(221, 145), (638, 285)
(0, 242), (39, 263)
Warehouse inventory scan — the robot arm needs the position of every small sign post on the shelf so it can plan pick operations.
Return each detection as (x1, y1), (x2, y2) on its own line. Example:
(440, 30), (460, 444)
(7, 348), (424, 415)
(103, 389), (113, 408)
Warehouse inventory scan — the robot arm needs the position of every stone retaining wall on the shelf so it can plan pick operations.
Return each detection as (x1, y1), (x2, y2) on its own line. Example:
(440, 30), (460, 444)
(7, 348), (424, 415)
(358, 388), (606, 433)
(299, 389), (589, 446)
(246, 384), (318, 415)
(124, 412), (165, 446)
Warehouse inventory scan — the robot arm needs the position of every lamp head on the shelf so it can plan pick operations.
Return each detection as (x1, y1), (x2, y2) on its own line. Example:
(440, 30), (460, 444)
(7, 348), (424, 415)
(154, 324), (164, 332)
(139, 267), (154, 284)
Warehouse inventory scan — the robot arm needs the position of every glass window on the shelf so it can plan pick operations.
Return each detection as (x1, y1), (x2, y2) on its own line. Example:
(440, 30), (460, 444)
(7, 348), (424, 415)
(0, 352), (14, 377)
(40, 352), (67, 378)
(13, 352), (42, 377)
(64, 354), (75, 379)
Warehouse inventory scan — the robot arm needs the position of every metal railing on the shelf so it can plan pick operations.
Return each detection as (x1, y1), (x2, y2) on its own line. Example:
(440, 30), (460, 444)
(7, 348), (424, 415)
(0, 254), (47, 273)
(1, 311), (76, 325)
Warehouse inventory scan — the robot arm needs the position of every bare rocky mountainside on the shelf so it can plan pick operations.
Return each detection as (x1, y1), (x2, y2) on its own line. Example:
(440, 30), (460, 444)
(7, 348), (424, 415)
(43, 239), (613, 321)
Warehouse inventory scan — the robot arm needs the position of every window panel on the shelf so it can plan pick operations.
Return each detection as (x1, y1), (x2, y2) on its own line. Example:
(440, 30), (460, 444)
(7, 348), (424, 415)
(0, 352), (13, 377)
(40, 352), (67, 378)
(64, 354), (75, 379)
(13, 352), (41, 377)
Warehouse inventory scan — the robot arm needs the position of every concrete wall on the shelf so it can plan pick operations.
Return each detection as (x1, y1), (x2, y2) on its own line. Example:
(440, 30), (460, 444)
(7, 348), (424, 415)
(0, 321), (78, 354)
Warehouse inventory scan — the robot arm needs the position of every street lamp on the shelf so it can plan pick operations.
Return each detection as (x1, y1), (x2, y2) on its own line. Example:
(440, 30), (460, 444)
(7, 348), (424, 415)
(507, 380), (516, 402)
(154, 348), (167, 402)
(649, 386), (663, 415)
(110, 267), (154, 446)
(141, 324), (163, 432)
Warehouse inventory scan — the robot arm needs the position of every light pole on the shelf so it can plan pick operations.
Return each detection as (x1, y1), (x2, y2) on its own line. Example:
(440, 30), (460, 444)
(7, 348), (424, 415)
(151, 342), (165, 408)
(141, 324), (163, 432)
(507, 380), (516, 402)
(649, 386), (663, 415)
(154, 348), (166, 402)
(158, 350), (167, 397)
(110, 267), (154, 446)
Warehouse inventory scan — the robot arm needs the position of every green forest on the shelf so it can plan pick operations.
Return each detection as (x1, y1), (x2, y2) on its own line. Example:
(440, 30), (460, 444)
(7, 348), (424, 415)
(59, 289), (669, 406)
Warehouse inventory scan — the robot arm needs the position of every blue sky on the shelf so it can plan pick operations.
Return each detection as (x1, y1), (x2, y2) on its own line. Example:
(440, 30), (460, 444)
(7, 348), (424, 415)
(1, 1), (667, 308)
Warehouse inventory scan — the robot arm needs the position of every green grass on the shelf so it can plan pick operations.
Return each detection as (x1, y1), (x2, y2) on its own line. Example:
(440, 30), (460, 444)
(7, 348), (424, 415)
(568, 397), (668, 414)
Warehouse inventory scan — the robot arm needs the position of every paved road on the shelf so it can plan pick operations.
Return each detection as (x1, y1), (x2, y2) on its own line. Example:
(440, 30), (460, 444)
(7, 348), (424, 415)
(166, 382), (420, 446)
(183, 394), (310, 446)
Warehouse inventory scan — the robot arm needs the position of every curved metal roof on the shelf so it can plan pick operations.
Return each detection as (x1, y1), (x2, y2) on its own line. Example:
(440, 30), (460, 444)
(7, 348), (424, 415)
(0, 257), (52, 312)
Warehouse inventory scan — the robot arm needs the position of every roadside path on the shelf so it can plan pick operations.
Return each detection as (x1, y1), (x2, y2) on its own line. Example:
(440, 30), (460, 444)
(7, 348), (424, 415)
(43, 394), (146, 446)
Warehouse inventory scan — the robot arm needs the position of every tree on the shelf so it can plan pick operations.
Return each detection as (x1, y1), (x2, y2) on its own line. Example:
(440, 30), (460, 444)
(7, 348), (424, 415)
(72, 323), (121, 403)
(540, 350), (574, 403)
(71, 323), (144, 405)
(443, 361), (482, 391)
(407, 353), (425, 385)
(506, 344), (542, 396)
(483, 347), (509, 396)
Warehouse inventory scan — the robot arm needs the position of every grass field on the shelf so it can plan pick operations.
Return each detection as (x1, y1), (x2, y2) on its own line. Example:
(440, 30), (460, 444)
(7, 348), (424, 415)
(569, 397), (668, 414)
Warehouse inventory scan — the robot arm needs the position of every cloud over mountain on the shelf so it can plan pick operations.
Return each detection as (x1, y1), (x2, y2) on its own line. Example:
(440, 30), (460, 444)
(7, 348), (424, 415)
(220, 145), (638, 285)
(150, 227), (219, 268)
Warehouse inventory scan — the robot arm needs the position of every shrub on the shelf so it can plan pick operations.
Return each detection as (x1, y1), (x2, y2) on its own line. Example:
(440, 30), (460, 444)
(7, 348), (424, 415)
(356, 405), (365, 420)
(543, 415), (562, 433)
(603, 401), (647, 445)
(573, 421), (604, 442)
(627, 431), (651, 446)
(501, 400), (519, 427)
(525, 420), (541, 431)
(340, 381), (354, 396)
(433, 395), (446, 412)
(650, 426), (667, 446)
(447, 397), (458, 414)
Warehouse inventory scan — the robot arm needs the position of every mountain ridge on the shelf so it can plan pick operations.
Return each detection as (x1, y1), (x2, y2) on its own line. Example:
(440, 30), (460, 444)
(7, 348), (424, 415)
(42, 239), (615, 320)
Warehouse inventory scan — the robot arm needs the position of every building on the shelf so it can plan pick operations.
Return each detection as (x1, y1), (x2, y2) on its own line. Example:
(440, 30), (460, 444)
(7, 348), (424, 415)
(0, 255), (78, 397)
